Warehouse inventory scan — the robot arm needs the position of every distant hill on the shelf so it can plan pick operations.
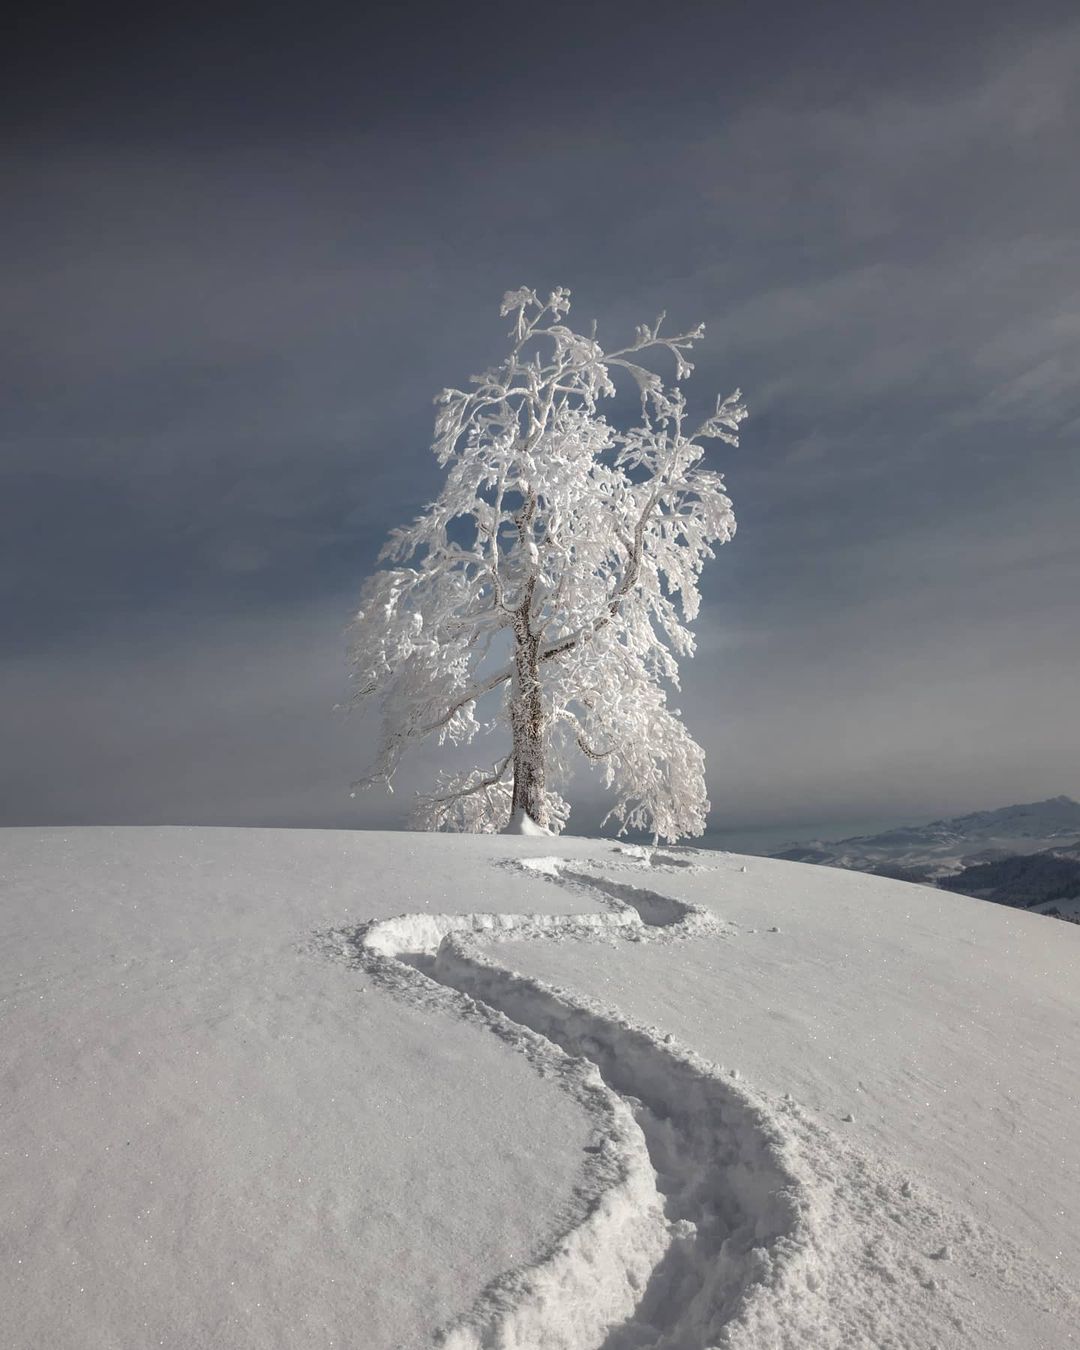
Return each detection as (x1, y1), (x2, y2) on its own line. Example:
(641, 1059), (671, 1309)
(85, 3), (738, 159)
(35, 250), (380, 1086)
(771, 796), (1080, 920)
(939, 844), (1080, 922)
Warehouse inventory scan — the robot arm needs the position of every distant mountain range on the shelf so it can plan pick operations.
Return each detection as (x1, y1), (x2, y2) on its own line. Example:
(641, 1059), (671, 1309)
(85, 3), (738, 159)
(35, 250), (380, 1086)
(772, 796), (1080, 923)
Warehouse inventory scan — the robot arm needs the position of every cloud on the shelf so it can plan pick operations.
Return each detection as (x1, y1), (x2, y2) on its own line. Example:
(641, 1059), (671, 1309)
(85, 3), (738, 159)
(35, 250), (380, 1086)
(0, 597), (416, 828)
(3, 12), (1078, 831)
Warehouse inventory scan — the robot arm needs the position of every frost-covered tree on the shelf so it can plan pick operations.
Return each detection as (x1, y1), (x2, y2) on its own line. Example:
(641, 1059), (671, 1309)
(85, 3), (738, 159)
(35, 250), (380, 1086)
(347, 287), (745, 841)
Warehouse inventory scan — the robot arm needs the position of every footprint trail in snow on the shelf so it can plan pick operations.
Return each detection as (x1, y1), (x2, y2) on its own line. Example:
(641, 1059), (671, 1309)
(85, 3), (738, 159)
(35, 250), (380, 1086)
(339, 849), (807, 1349)
(333, 847), (1080, 1350)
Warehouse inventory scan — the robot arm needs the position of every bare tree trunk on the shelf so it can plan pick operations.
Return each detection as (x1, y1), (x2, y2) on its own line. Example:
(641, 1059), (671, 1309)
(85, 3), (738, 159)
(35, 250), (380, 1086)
(510, 627), (547, 828)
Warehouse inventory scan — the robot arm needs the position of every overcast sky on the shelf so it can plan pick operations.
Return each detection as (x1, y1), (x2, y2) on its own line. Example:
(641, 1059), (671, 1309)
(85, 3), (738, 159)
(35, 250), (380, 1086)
(3, 0), (1078, 838)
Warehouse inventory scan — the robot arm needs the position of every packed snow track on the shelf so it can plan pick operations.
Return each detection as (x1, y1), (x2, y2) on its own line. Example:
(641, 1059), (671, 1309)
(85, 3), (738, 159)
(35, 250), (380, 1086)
(340, 850), (808, 1349)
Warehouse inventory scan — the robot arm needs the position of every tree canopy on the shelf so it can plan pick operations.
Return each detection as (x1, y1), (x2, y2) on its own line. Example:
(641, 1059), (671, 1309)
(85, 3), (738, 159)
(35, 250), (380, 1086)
(347, 287), (745, 841)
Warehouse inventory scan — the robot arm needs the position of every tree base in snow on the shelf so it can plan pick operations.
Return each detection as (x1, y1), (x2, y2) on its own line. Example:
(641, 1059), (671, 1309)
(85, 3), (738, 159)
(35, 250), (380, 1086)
(502, 809), (553, 837)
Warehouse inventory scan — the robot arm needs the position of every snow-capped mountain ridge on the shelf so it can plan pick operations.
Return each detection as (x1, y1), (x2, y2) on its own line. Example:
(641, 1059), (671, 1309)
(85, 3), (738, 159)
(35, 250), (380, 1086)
(772, 795), (1080, 881)
(939, 842), (1080, 922)
(837, 794), (1080, 848)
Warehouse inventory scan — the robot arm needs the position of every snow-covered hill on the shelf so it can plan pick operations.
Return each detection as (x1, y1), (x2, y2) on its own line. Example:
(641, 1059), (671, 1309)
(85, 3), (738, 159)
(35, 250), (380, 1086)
(2, 827), (1077, 1348)
(938, 844), (1080, 921)
(772, 795), (1080, 888)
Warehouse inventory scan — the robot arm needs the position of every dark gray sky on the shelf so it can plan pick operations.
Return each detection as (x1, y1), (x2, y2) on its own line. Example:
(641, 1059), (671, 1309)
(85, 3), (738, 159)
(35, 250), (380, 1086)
(3, 0), (1078, 835)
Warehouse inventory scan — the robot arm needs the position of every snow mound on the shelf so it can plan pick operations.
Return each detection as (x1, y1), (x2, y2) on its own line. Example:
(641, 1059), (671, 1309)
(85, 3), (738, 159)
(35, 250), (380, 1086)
(503, 808), (556, 837)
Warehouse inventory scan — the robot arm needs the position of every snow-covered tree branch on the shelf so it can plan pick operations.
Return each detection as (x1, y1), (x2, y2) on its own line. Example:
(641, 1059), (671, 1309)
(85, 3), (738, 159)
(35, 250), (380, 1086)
(347, 287), (745, 841)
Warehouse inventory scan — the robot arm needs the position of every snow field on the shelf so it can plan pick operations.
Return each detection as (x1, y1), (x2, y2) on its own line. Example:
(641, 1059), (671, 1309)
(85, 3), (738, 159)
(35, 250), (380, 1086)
(3, 828), (1076, 1348)
(0, 829), (611, 1350)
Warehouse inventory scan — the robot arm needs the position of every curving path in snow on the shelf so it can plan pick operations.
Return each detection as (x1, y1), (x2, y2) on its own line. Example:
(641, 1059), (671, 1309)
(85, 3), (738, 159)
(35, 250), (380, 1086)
(340, 850), (811, 1349)
(337, 845), (1080, 1350)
